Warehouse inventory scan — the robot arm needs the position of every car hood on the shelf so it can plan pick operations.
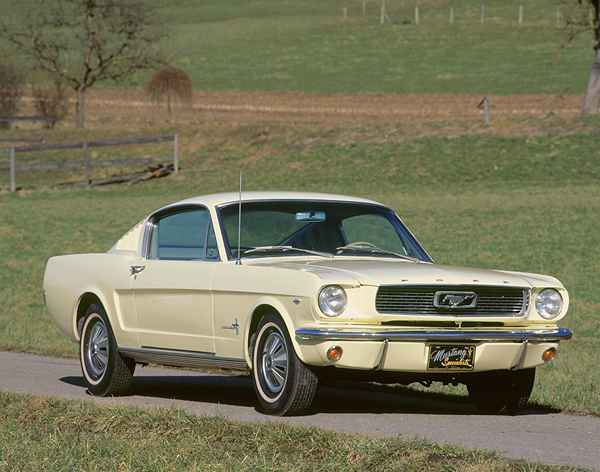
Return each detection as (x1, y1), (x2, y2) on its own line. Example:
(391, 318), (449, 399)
(252, 258), (562, 288)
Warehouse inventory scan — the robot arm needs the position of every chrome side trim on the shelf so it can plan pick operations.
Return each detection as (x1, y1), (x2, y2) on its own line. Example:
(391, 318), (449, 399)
(295, 327), (573, 343)
(119, 347), (248, 371)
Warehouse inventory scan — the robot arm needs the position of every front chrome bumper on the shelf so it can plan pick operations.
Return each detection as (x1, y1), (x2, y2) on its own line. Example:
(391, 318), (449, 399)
(295, 327), (573, 343)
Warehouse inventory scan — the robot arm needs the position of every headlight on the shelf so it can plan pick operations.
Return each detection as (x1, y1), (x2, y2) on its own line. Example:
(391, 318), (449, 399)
(318, 285), (347, 317)
(535, 289), (563, 320)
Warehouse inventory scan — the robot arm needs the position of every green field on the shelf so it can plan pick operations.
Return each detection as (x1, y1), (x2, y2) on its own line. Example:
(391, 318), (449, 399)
(0, 0), (594, 94)
(1, 125), (598, 415)
(150, 0), (592, 94)
(0, 392), (581, 471)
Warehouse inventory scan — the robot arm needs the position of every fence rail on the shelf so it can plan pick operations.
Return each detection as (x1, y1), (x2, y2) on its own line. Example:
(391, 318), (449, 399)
(13, 134), (175, 153)
(0, 116), (50, 124)
(0, 137), (45, 144)
(2, 133), (180, 192)
(0, 156), (166, 172)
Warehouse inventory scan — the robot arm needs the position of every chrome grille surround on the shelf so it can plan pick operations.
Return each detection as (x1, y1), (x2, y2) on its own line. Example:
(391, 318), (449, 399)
(375, 285), (530, 317)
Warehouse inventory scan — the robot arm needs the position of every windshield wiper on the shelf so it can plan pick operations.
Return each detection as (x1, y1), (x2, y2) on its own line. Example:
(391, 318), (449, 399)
(242, 246), (332, 258)
(335, 244), (420, 262)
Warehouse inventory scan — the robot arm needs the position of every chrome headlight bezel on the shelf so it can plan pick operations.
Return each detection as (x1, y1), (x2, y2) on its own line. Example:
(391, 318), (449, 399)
(535, 288), (564, 320)
(318, 285), (347, 317)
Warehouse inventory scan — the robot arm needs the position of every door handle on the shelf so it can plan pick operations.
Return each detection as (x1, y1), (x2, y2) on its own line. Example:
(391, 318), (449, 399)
(129, 265), (146, 276)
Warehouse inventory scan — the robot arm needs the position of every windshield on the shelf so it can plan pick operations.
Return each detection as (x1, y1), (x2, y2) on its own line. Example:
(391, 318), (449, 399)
(218, 200), (431, 262)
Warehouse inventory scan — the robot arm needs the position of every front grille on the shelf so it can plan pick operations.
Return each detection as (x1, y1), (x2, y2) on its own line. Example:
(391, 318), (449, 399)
(375, 285), (529, 316)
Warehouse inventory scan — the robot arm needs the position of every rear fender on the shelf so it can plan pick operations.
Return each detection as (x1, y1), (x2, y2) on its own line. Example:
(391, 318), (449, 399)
(72, 288), (114, 341)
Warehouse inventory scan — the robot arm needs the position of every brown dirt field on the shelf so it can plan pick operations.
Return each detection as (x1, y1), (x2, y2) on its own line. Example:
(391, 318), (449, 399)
(84, 90), (590, 139)
(84, 89), (580, 124)
(14, 89), (590, 148)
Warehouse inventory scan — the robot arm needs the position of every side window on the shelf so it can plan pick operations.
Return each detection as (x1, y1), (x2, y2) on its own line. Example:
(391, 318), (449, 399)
(149, 208), (216, 261)
(342, 214), (408, 255)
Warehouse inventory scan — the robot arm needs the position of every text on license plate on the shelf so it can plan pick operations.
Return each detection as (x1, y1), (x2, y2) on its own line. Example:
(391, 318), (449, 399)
(428, 344), (476, 370)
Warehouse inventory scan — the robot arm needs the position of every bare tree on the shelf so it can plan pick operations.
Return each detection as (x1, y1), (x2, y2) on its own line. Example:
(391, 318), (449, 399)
(0, 0), (164, 128)
(145, 66), (193, 119)
(32, 79), (70, 129)
(567, 0), (600, 113)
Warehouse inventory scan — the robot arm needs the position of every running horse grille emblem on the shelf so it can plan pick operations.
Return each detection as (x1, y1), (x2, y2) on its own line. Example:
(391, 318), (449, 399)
(433, 291), (478, 309)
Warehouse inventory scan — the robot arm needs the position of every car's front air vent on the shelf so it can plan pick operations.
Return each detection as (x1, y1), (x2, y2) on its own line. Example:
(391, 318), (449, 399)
(375, 285), (529, 316)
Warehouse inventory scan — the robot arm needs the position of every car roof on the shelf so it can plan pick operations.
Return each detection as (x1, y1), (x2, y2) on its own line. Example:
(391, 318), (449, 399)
(160, 191), (386, 210)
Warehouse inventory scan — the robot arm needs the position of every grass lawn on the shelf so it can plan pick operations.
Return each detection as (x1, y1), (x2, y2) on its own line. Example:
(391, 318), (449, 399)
(0, 126), (598, 415)
(0, 392), (582, 471)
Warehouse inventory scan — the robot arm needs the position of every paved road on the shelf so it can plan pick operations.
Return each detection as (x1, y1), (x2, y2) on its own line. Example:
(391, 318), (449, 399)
(1, 351), (598, 470)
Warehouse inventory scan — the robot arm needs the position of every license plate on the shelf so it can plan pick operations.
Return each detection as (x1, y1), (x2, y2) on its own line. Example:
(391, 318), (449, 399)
(428, 344), (476, 370)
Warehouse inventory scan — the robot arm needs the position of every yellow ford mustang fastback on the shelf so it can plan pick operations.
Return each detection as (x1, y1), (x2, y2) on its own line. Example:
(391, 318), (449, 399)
(44, 192), (572, 415)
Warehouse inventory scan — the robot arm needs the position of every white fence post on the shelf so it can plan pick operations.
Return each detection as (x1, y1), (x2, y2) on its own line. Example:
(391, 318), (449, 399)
(481, 3), (485, 24)
(173, 134), (180, 174)
(518, 5), (523, 25)
(415, 5), (420, 25)
(450, 7), (454, 24)
(362, 0), (367, 17)
(9, 147), (16, 192)
(342, 7), (347, 20)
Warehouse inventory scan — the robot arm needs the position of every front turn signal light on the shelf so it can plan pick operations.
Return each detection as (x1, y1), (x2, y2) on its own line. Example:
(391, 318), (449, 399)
(327, 346), (343, 362)
(542, 348), (557, 363)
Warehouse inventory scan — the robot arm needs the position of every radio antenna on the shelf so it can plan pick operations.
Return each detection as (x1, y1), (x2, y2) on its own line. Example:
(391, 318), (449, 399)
(236, 171), (243, 265)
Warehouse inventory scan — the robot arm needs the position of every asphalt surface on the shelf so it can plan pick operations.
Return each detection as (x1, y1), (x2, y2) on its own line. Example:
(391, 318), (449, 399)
(1, 351), (598, 470)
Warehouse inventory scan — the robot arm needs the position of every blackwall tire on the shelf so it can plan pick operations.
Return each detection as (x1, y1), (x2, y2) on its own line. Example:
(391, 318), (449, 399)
(252, 313), (318, 416)
(79, 303), (135, 396)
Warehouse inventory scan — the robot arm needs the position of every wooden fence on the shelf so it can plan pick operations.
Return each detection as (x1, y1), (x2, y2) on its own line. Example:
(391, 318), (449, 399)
(348, 2), (568, 27)
(2, 134), (180, 192)
(0, 116), (50, 125)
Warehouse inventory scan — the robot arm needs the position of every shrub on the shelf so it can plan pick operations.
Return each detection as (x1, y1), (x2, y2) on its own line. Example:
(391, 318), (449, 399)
(0, 63), (24, 130)
(145, 66), (193, 117)
(32, 79), (70, 129)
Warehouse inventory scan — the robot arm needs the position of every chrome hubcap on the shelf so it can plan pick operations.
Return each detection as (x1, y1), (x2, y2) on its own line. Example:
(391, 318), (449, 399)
(260, 331), (288, 395)
(85, 318), (109, 380)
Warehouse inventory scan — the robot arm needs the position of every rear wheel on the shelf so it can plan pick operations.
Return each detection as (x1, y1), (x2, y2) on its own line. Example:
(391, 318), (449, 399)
(467, 368), (535, 414)
(80, 303), (135, 396)
(252, 313), (318, 416)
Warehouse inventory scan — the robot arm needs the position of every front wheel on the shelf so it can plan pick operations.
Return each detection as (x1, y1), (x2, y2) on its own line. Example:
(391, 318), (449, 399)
(80, 303), (135, 396)
(252, 313), (318, 416)
(467, 368), (536, 414)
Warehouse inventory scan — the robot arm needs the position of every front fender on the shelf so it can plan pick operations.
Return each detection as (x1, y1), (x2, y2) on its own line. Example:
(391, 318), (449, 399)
(243, 295), (314, 368)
